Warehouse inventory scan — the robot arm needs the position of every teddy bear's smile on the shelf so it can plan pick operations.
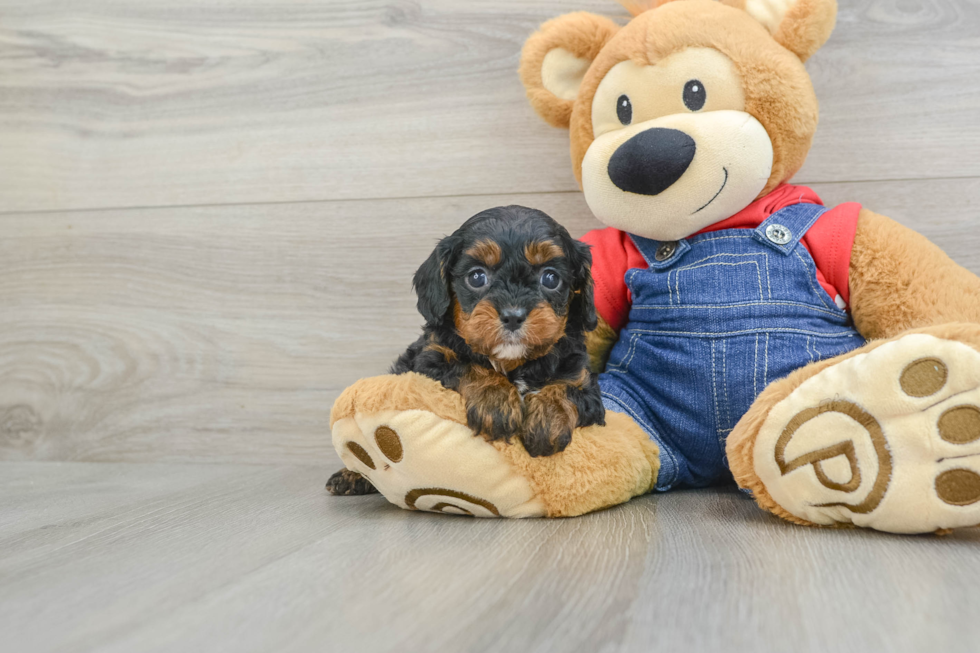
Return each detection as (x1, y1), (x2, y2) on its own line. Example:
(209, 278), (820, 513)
(692, 166), (727, 214)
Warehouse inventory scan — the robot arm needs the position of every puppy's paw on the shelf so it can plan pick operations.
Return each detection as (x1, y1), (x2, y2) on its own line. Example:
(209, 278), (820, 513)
(465, 383), (523, 441)
(521, 385), (578, 457)
(326, 468), (379, 496)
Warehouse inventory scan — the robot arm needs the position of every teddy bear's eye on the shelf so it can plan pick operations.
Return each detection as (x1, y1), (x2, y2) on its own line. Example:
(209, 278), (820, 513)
(616, 95), (632, 125)
(683, 80), (706, 111)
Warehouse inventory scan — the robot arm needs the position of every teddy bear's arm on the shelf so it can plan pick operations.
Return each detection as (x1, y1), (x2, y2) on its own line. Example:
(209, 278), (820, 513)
(849, 208), (980, 340)
(585, 315), (618, 373)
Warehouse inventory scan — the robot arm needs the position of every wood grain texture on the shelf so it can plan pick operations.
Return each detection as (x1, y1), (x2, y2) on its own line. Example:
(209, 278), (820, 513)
(0, 178), (978, 465)
(1, 0), (979, 213)
(2, 463), (979, 653)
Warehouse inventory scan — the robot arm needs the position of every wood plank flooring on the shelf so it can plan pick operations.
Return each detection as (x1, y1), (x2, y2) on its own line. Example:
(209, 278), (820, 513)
(1, 0), (979, 213)
(2, 463), (979, 653)
(1, 178), (978, 465)
(2, 1), (980, 651)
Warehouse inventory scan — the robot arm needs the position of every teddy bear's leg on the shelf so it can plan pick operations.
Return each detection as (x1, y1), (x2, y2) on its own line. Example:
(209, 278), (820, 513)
(728, 323), (980, 533)
(330, 372), (659, 517)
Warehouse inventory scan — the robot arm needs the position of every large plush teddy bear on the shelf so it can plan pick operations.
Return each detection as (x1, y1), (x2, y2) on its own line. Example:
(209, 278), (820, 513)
(330, 0), (980, 533)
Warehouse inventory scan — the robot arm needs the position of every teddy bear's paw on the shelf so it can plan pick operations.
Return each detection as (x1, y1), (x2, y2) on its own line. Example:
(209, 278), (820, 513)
(753, 333), (980, 533)
(331, 409), (547, 518)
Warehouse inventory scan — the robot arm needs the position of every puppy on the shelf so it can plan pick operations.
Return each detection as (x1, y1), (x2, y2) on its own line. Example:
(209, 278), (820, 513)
(327, 205), (605, 496)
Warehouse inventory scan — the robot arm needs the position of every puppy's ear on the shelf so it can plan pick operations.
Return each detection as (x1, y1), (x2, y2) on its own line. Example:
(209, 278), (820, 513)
(413, 234), (463, 325)
(566, 239), (598, 334)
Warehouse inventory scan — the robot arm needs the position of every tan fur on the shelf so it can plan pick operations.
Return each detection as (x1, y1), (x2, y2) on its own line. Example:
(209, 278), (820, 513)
(522, 383), (579, 453)
(453, 298), (503, 357)
(453, 297), (567, 366)
(330, 372), (467, 428)
(458, 365), (523, 438)
(620, 0), (836, 61)
(585, 314), (618, 373)
(770, 0), (837, 62)
(516, 0), (980, 528)
(466, 240), (502, 268)
(518, 12), (621, 129)
(331, 372), (660, 517)
(520, 0), (820, 197)
(523, 302), (567, 354)
(849, 209), (980, 340)
(425, 335), (458, 364)
(726, 323), (980, 527)
(495, 410), (660, 517)
(524, 240), (564, 265)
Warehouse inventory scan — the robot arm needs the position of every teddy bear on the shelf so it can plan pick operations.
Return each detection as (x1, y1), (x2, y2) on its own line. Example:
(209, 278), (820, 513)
(330, 0), (980, 533)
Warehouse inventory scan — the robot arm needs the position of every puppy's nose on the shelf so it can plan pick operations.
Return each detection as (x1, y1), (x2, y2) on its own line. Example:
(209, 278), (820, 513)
(500, 308), (528, 332)
(607, 128), (696, 195)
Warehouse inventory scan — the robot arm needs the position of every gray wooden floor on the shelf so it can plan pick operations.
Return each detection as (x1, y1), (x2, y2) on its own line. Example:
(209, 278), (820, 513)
(2, 1), (980, 651)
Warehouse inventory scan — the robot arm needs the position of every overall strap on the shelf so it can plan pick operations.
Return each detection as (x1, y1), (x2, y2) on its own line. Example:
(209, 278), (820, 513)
(751, 202), (829, 256)
(628, 234), (693, 270)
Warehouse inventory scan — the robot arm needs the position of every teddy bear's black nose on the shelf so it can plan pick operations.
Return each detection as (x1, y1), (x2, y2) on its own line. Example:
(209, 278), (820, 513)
(607, 128), (696, 195)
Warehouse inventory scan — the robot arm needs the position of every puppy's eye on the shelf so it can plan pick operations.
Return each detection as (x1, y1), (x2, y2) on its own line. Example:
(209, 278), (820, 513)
(683, 80), (706, 111)
(540, 269), (561, 291)
(465, 268), (488, 290)
(616, 95), (632, 125)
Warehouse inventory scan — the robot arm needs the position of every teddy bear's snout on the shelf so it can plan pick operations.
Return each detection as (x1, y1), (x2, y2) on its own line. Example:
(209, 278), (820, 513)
(607, 127), (696, 196)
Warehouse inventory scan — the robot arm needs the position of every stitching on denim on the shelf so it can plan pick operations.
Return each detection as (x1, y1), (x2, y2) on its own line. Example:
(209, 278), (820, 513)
(628, 327), (863, 338)
(629, 300), (847, 319)
(676, 252), (766, 267)
(711, 341), (721, 438)
(764, 333), (770, 387)
(753, 334), (759, 398)
(672, 261), (764, 303)
(625, 268), (642, 297)
(812, 338), (821, 360)
(601, 391), (678, 483)
(671, 251), (772, 302)
(608, 332), (640, 374)
(721, 339), (731, 430)
(762, 252), (772, 299)
(793, 249), (834, 311)
(692, 234), (754, 245)
(622, 332), (641, 370)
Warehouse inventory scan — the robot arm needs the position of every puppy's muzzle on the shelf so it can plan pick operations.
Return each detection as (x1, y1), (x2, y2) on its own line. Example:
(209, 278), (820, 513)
(500, 307), (528, 333)
(607, 127), (696, 196)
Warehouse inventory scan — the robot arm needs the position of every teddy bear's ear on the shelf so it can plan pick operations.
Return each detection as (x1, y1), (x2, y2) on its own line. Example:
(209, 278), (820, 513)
(519, 12), (621, 129)
(739, 0), (838, 62)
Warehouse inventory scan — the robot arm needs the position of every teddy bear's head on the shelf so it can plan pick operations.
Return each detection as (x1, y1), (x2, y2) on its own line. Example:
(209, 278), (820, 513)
(520, 0), (837, 241)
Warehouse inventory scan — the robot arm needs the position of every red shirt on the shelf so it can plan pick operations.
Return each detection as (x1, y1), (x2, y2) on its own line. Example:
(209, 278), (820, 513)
(581, 184), (862, 331)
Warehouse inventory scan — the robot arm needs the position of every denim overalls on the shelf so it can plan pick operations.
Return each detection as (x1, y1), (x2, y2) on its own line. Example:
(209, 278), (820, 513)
(598, 203), (866, 490)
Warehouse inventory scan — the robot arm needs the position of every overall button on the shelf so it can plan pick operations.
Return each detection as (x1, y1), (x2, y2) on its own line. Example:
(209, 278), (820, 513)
(655, 241), (678, 261)
(765, 224), (793, 245)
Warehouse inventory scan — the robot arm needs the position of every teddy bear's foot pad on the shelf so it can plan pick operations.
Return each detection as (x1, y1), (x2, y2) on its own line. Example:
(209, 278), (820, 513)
(332, 409), (547, 518)
(753, 333), (980, 533)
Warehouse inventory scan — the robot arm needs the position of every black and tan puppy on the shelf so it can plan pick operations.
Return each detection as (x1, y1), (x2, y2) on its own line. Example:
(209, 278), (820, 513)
(327, 205), (605, 496)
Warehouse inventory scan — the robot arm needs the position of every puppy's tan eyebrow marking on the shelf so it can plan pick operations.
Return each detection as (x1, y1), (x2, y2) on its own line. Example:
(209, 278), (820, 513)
(465, 239), (502, 267)
(524, 240), (564, 265)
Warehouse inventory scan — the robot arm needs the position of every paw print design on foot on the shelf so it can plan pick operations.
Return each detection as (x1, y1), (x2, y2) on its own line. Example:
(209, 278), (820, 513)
(331, 409), (547, 518)
(753, 333), (980, 533)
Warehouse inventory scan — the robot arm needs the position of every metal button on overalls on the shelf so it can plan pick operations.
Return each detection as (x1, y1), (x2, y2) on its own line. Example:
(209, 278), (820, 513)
(655, 241), (677, 261)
